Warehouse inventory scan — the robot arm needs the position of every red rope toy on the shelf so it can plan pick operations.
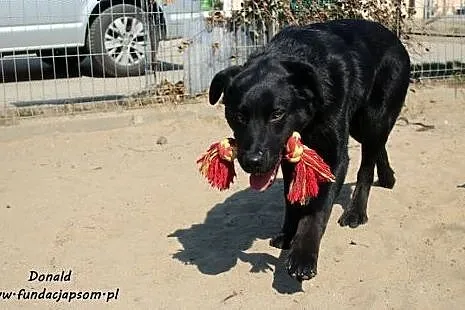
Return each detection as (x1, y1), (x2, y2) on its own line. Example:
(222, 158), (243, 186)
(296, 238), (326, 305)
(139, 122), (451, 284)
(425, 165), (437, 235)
(197, 132), (335, 204)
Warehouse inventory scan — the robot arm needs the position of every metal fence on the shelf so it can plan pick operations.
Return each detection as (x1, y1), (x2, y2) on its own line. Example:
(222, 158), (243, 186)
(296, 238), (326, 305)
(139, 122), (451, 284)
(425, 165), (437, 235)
(408, 0), (465, 79)
(0, 0), (464, 117)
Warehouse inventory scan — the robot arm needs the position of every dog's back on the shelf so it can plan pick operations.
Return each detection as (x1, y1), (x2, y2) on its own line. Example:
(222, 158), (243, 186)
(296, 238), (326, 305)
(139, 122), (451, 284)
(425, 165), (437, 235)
(254, 19), (410, 69)
(244, 19), (410, 124)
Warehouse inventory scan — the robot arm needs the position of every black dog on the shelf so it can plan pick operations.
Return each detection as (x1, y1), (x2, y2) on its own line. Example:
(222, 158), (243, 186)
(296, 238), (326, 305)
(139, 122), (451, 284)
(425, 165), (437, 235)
(208, 19), (410, 281)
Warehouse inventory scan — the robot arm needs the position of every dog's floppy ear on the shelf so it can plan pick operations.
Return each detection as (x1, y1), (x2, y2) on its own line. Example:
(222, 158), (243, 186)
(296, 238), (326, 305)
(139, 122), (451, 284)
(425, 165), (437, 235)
(280, 60), (325, 104)
(209, 65), (243, 105)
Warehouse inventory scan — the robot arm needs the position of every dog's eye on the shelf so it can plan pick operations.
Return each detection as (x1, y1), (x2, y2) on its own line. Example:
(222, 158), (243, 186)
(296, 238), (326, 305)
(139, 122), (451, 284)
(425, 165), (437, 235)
(270, 110), (285, 122)
(235, 112), (247, 124)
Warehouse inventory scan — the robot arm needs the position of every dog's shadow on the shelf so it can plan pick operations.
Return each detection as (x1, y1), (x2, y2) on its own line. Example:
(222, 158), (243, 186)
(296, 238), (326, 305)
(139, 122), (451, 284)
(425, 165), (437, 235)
(168, 179), (354, 294)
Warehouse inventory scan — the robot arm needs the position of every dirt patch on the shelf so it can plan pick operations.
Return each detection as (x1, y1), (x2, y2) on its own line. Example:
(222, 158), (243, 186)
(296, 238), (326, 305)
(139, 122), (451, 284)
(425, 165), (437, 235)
(0, 86), (464, 309)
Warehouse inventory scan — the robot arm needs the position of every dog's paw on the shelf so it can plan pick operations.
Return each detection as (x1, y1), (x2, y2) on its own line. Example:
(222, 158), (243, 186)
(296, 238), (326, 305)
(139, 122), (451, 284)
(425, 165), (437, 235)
(375, 174), (396, 189)
(285, 247), (318, 281)
(375, 168), (396, 189)
(338, 209), (368, 228)
(270, 233), (292, 250)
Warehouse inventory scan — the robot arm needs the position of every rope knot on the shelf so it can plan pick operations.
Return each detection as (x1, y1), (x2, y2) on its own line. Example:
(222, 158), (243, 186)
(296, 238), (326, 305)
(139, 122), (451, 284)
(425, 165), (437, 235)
(285, 132), (304, 163)
(218, 138), (237, 162)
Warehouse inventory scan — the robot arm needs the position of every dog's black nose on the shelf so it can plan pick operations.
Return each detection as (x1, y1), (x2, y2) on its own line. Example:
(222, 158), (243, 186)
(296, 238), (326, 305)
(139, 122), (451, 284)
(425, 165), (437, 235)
(242, 151), (264, 172)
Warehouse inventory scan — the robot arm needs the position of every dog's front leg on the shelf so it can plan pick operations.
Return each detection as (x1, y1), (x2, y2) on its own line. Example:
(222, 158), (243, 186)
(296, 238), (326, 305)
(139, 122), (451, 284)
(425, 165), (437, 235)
(286, 154), (348, 281)
(269, 161), (302, 250)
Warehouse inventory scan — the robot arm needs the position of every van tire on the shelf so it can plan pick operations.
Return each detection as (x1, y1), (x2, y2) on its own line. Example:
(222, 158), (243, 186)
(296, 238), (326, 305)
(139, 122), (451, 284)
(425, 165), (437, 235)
(88, 4), (156, 77)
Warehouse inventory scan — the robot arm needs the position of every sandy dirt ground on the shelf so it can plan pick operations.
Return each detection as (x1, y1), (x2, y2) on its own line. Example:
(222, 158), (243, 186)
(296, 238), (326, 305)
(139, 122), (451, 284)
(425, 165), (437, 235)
(0, 85), (464, 309)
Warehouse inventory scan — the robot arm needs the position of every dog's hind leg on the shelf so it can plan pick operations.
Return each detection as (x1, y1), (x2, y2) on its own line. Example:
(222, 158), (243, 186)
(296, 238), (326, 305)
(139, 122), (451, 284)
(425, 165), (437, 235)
(375, 145), (396, 189)
(341, 56), (409, 228)
(340, 105), (402, 228)
(338, 142), (379, 228)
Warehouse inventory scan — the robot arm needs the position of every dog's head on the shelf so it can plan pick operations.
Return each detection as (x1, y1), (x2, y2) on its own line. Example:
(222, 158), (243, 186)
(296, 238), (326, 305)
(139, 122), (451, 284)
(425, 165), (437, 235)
(209, 57), (324, 191)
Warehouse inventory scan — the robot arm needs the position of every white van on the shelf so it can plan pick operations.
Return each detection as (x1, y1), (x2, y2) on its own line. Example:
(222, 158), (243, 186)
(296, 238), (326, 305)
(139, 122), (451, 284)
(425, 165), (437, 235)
(0, 0), (211, 76)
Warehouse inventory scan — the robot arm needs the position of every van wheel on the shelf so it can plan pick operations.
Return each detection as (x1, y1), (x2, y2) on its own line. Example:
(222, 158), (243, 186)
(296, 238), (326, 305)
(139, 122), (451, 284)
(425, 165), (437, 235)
(88, 4), (156, 77)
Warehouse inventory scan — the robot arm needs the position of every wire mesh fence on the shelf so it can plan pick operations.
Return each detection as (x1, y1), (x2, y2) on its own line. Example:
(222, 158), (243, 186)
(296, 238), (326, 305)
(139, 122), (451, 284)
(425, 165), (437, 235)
(0, 0), (186, 114)
(407, 0), (465, 79)
(0, 0), (464, 118)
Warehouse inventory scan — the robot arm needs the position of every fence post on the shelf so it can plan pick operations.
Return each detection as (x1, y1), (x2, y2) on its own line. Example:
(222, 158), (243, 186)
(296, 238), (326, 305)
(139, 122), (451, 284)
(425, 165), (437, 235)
(142, 0), (157, 88)
(396, 0), (402, 38)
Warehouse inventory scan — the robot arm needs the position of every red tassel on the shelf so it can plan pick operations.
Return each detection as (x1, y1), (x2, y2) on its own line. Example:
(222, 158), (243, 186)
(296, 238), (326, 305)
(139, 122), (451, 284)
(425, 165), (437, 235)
(196, 138), (237, 190)
(285, 132), (335, 204)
